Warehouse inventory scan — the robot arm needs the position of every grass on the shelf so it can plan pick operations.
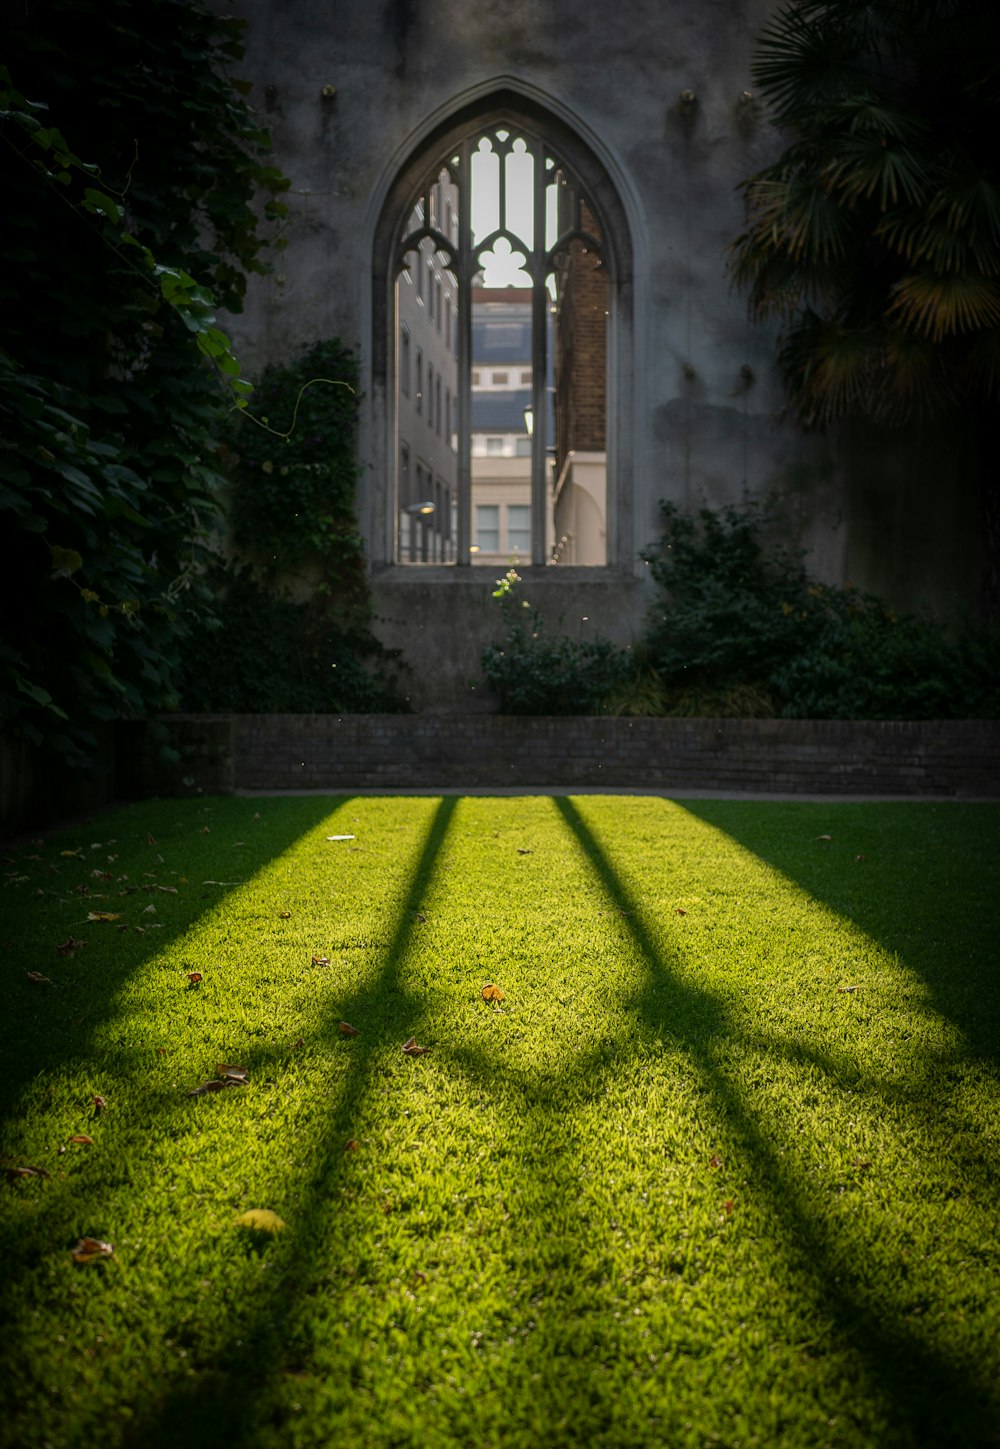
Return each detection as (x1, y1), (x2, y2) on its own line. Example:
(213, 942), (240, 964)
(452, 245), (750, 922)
(1, 792), (999, 1449)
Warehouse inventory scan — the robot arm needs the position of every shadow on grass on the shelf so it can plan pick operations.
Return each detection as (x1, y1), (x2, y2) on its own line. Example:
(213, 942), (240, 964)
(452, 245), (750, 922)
(677, 799), (1000, 1069)
(0, 795), (347, 1129)
(548, 795), (998, 1448)
(127, 795), (458, 1447)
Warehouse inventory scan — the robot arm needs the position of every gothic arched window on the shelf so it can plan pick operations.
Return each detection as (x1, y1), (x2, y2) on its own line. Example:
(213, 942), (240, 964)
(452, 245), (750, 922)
(372, 90), (634, 572)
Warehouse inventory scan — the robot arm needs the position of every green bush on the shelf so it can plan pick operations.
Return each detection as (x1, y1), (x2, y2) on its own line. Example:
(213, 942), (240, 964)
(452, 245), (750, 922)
(480, 571), (628, 715)
(643, 501), (1000, 720)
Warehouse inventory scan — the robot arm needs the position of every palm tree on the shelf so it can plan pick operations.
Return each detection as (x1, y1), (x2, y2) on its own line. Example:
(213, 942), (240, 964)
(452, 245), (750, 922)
(730, 0), (1000, 610)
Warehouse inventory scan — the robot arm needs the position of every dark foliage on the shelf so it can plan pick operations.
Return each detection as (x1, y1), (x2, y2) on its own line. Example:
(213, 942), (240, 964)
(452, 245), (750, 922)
(0, 0), (282, 765)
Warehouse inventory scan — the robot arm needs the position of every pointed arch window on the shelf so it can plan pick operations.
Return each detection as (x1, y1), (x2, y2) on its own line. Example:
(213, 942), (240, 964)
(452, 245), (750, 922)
(390, 113), (624, 567)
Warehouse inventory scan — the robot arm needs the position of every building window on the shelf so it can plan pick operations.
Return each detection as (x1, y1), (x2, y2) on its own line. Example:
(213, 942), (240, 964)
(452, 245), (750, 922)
(415, 350), (423, 414)
(379, 93), (631, 568)
(476, 504), (499, 552)
(507, 504), (531, 555)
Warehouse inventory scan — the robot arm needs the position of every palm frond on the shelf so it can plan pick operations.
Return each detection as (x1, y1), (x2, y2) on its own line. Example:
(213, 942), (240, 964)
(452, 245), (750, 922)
(822, 133), (928, 209)
(888, 269), (1000, 340)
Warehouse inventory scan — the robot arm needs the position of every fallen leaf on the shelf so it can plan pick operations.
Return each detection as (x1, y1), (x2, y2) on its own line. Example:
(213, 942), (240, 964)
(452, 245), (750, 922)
(187, 972), (203, 985)
(5, 1164), (49, 1182)
(86, 911), (121, 922)
(816, 834), (832, 842)
(189, 1078), (245, 1096)
(156, 1047), (167, 1057)
(517, 848), (533, 856)
(326, 834), (356, 841)
(69, 1135), (94, 1146)
(90, 869), (113, 880)
(311, 955), (330, 966)
(92, 1095), (107, 1111)
(344, 1139), (360, 1152)
(414, 911), (427, 923)
(200, 826), (210, 833)
(253, 812), (261, 820)
(234, 1209), (285, 1233)
(147, 832), (157, 846)
(675, 907), (687, 916)
(26, 971), (51, 985)
(216, 1062), (249, 1081)
(481, 983), (505, 1002)
(71, 1236), (113, 1264)
(56, 936), (87, 957)
(413, 1269), (428, 1285)
(402, 1036), (430, 1056)
(338, 1021), (359, 1037)
(142, 904), (156, 915)
(709, 1154), (723, 1169)
(855, 854), (867, 862)
(279, 910), (291, 919)
(723, 1199), (735, 1215)
(837, 985), (861, 994)
(61, 850), (82, 858)
(852, 1158), (872, 1170)
(293, 1036), (305, 1049)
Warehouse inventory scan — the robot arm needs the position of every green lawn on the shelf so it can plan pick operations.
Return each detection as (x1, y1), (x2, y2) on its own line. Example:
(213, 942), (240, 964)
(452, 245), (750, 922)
(1, 794), (998, 1448)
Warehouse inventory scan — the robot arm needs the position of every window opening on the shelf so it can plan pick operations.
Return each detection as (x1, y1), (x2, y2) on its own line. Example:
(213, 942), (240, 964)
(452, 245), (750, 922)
(393, 124), (608, 565)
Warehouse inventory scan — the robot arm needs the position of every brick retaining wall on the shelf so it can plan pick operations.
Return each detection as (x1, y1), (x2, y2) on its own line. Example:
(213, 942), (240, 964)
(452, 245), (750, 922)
(118, 715), (1000, 797)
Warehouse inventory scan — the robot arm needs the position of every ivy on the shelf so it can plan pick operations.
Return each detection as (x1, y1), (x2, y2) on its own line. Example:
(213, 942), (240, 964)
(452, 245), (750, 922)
(0, 0), (286, 767)
(176, 340), (408, 714)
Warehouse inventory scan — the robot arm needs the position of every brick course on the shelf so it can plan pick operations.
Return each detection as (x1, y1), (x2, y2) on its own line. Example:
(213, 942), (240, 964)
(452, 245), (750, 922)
(119, 715), (1000, 798)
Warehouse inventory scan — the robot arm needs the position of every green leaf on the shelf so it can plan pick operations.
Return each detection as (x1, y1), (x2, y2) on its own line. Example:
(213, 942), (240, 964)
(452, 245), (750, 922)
(49, 545), (84, 577)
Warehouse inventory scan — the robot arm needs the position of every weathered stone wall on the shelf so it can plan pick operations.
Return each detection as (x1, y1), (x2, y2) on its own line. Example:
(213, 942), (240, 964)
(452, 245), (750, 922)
(215, 0), (985, 707)
(121, 715), (1000, 799)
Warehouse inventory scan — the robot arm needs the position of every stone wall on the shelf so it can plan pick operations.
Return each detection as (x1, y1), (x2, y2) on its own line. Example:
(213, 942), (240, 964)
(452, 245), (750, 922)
(120, 715), (1000, 799)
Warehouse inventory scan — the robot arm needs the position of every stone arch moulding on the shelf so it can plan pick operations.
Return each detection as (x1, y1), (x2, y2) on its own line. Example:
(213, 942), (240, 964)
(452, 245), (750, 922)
(360, 76), (648, 575)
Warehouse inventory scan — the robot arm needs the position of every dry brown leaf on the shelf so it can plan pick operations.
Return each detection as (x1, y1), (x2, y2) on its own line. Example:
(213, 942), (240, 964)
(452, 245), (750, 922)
(69, 1135), (93, 1146)
(189, 1078), (244, 1096)
(234, 1208), (285, 1232)
(26, 971), (51, 985)
(516, 848), (532, 855)
(200, 825), (210, 833)
(414, 911), (427, 923)
(837, 985), (861, 994)
(92, 1095), (107, 1111)
(855, 854), (867, 862)
(675, 907), (687, 916)
(344, 1139), (360, 1152)
(709, 1154), (723, 1169)
(723, 1199), (735, 1215)
(187, 972), (203, 985)
(402, 1036), (430, 1056)
(311, 955), (330, 967)
(5, 1164), (49, 1182)
(57, 936), (86, 956)
(279, 910), (291, 919)
(147, 832), (157, 846)
(481, 983), (505, 1002)
(852, 1158), (872, 1170)
(413, 1269), (428, 1285)
(86, 911), (121, 922)
(156, 1047), (167, 1057)
(816, 834), (832, 842)
(293, 1036), (305, 1049)
(71, 1236), (113, 1264)
(216, 1063), (248, 1081)
(338, 1021), (359, 1037)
